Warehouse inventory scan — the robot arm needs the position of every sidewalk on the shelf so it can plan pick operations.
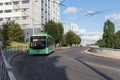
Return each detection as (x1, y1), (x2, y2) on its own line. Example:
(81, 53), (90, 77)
(85, 48), (120, 60)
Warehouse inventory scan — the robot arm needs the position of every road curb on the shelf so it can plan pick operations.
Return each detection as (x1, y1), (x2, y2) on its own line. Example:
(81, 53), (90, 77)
(84, 48), (120, 60)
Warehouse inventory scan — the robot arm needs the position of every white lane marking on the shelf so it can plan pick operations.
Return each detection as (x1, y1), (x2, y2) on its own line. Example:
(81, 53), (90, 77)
(85, 62), (120, 72)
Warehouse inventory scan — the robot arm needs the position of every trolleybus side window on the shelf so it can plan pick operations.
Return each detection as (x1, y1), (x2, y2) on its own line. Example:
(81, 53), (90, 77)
(47, 37), (54, 47)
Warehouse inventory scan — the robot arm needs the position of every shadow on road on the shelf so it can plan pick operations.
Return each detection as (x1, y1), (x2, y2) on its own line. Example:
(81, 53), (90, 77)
(11, 53), (68, 80)
(76, 58), (113, 80)
(0, 52), (1, 79)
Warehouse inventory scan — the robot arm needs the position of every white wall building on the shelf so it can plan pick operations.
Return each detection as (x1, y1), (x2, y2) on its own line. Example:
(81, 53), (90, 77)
(63, 23), (69, 34)
(63, 23), (79, 34)
(0, 0), (60, 38)
(50, 0), (60, 22)
(70, 23), (79, 34)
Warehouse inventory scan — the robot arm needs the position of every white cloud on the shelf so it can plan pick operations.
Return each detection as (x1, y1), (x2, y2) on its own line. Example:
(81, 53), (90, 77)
(63, 7), (78, 14)
(78, 29), (102, 41)
(78, 29), (102, 44)
(79, 31), (102, 45)
(63, 23), (102, 45)
(105, 13), (120, 27)
(80, 32), (102, 41)
(78, 29), (86, 34)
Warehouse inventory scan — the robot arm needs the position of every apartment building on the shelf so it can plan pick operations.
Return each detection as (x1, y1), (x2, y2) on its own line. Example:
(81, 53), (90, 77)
(0, 0), (60, 37)
(63, 23), (79, 34)
(70, 23), (79, 34)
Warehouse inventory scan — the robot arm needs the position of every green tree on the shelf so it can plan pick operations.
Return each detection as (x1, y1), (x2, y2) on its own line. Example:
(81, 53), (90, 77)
(44, 20), (64, 46)
(1, 22), (9, 47)
(104, 34), (115, 48)
(8, 21), (25, 42)
(115, 31), (120, 49)
(66, 31), (81, 47)
(102, 20), (115, 48)
(61, 34), (67, 46)
(96, 20), (120, 49)
(107, 20), (115, 35)
(95, 39), (104, 47)
(57, 22), (64, 42)
(66, 31), (74, 46)
(73, 33), (81, 47)
(1, 21), (25, 44)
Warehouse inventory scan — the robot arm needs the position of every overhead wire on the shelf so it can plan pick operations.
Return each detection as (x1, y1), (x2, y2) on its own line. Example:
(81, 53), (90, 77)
(11, 0), (66, 33)
(51, 0), (65, 6)
(102, 6), (120, 13)
(11, 0), (65, 24)
(30, 0), (66, 9)
(60, 0), (65, 3)
(11, 0), (42, 25)
(85, 6), (120, 17)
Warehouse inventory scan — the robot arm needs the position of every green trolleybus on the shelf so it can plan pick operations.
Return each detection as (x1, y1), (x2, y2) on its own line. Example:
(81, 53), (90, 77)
(28, 33), (55, 55)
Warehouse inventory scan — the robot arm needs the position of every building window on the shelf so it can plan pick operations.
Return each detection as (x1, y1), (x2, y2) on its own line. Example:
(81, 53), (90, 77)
(5, 10), (11, 13)
(13, 1), (20, 5)
(0, 10), (3, 13)
(5, 17), (11, 21)
(5, 2), (11, 5)
(22, 16), (28, 20)
(22, 24), (29, 28)
(34, 0), (38, 2)
(45, 3), (47, 6)
(14, 17), (20, 20)
(48, 6), (50, 9)
(41, 8), (44, 11)
(41, 0), (44, 6)
(13, 9), (21, 12)
(42, 0), (44, 3)
(22, 0), (29, 4)
(42, 16), (44, 18)
(0, 3), (3, 6)
(0, 18), (3, 21)
(22, 8), (30, 12)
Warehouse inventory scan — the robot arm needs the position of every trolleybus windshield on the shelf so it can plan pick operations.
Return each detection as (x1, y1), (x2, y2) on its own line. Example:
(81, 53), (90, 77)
(30, 36), (46, 49)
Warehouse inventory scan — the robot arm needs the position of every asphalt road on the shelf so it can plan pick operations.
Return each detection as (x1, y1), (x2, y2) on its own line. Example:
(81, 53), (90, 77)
(0, 52), (1, 80)
(11, 47), (120, 80)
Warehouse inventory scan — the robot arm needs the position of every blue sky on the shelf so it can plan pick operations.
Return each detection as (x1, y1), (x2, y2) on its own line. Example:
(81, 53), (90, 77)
(60, 0), (120, 44)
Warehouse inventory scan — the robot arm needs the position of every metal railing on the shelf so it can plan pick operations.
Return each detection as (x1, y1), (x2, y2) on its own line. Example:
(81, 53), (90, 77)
(6, 46), (28, 52)
(1, 46), (28, 80)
